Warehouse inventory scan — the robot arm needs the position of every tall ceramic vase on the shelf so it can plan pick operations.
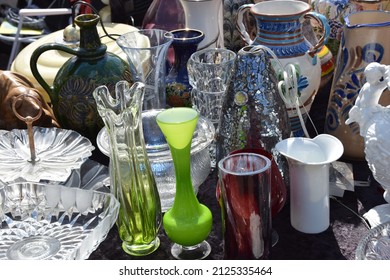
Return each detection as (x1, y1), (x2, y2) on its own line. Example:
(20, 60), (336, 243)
(180, 0), (224, 49)
(324, 10), (390, 160)
(236, 1), (330, 136)
(93, 81), (162, 256)
(276, 134), (344, 234)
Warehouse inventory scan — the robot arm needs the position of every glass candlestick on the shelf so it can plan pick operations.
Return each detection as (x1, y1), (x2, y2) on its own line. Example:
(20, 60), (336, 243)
(156, 107), (212, 259)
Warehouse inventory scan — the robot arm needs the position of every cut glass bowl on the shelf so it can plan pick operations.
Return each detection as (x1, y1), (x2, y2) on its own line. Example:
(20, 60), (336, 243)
(97, 109), (215, 212)
(0, 182), (119, 260)
(355, 221), (390, 260)
(0, 127), (95, 183)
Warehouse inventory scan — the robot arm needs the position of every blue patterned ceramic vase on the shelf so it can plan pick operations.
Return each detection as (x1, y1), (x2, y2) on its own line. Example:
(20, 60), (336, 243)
(324, 10), (390, 160)
(311, 0), (359, 57)
(166, 29), (204, 107)
(236, 1), (330, 136)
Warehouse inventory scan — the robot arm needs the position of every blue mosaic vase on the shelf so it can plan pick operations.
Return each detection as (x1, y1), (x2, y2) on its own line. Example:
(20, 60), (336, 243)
(216, 45), (291, 182)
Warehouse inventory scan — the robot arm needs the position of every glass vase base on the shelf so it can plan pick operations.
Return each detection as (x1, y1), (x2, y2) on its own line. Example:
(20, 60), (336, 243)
(122, 237), (160, 256)
(272, 229), (279, 247)
(171, 240), (211, 260)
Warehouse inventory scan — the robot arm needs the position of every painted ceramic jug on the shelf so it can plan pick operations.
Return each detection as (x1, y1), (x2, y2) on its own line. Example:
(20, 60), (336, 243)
(236, 0), (330, 136)
(30, 14), (131, 144)
(324, 10), (390, 160)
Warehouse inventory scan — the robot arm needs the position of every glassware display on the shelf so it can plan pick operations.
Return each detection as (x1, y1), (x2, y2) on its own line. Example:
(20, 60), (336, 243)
(116, 29), (173, 111)
(156, 107), (212, 259)
(94, 81), (162, 256)
(97, 109), (215, 212)
(218, 152), (272, 259)
(0, 182), (119, 260)
(355, 221), (390, 260)
(166, 29), (204, 107)
(0, 127), (94, 183)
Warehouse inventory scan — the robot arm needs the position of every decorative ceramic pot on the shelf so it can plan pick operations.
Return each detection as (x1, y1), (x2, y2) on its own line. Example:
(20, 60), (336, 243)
(30, 14), (131, 144)
(311, 0), (359, 57)
(324, 10), (390, 160)
(236, 1), (330, 136)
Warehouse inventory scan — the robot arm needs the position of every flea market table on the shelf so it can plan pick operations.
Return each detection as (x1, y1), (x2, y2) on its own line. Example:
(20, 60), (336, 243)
(88, 80), (387, 260)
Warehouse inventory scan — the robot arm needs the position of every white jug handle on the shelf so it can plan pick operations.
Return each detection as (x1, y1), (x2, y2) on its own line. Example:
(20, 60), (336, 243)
(304, 12), (330, 57)
(236, 4), (254, 45)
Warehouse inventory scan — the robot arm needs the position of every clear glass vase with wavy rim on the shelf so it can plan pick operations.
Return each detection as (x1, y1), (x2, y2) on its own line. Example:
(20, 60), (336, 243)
(93, 81), (162, 256)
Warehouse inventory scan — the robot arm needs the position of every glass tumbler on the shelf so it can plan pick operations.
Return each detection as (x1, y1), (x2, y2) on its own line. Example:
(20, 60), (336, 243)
(218, 152), (272, 259)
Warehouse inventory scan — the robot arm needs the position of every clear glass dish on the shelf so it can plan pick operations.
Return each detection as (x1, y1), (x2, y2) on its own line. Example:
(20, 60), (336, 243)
(0, 182), (119, 260)
(355, 221), (390, 260)
(97, 109), (215, 212)
(0, 127), (95, 183)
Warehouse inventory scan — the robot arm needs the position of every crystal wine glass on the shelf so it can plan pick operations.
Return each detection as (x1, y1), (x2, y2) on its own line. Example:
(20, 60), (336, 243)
(156, 107), (213, 259)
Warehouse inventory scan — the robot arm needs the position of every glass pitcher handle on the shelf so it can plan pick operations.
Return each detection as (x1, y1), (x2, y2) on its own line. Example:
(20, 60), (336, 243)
(304, 12), (330, 57)
(236, 4), (254, 45)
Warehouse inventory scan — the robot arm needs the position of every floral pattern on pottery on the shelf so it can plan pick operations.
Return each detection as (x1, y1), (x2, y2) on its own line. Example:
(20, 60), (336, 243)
(324, 10), (390, 160)
(311, 0), (359, 56)
(326, 42), (385, 134)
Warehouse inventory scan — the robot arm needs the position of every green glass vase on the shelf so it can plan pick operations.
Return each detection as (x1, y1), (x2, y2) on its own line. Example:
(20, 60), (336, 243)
(94, 81), (161, 256)
(156, 107), (212, 259)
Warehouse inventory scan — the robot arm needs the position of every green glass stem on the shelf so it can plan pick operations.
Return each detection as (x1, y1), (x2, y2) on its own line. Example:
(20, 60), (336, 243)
(157, 108), (212, 247)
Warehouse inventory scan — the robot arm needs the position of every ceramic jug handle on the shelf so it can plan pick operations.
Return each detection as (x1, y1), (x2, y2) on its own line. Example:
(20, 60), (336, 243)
(236, 4), (254, 45)
(303, 12), (330, 57)
(30, 43), (80, 98)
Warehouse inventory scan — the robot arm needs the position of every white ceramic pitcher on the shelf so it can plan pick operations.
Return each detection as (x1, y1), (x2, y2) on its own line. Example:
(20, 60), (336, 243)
(275, 134), (344, 234)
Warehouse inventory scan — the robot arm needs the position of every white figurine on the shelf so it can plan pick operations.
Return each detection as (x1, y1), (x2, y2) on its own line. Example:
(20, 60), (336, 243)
(346, 62), (390, 204)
